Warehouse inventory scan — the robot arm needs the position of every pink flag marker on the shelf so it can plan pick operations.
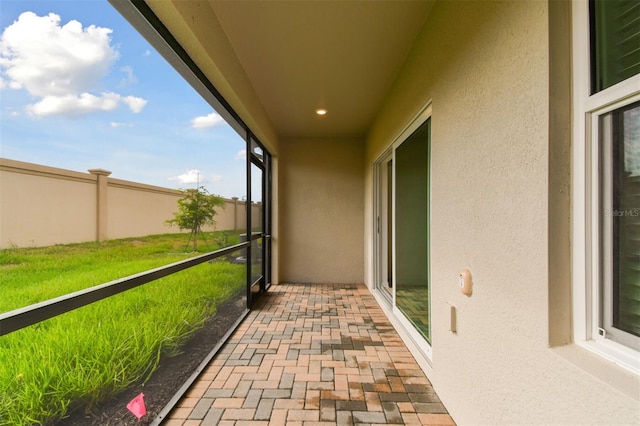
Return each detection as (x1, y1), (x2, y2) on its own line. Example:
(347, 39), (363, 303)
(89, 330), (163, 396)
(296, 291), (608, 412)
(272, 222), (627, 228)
(127, 392), (147, 419)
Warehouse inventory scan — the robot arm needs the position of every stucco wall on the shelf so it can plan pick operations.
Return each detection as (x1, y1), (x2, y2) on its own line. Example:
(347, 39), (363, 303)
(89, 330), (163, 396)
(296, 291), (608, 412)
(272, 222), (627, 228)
(279, 137), (364, 284)
(365, 1), (638, 424)
(0, 160), (97, 248)
(0, 158), (254, 248)
(107, 180), (252, 240)
(106, 179), (183, 240)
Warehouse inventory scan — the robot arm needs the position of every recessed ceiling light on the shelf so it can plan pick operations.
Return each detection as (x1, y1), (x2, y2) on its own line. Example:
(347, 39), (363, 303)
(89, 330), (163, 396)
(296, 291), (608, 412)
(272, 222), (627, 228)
(315, 109), (327, 116)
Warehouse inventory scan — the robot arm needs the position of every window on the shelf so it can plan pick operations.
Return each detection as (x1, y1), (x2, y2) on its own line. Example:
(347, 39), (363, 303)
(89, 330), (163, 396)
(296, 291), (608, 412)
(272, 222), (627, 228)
(590, 0), (640, 93)
(599, 101), (640, 351)
(573, 0), (640, 373)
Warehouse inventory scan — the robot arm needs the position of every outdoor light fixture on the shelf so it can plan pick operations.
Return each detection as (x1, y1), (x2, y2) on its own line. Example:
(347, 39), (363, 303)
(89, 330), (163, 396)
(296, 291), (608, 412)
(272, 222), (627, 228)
(315, 108), (327, 116)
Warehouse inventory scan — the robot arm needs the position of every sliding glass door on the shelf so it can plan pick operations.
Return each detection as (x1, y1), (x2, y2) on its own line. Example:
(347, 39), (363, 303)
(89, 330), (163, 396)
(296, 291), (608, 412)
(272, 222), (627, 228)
(374, 106), (431, 349)
(395, 119), (431, 343)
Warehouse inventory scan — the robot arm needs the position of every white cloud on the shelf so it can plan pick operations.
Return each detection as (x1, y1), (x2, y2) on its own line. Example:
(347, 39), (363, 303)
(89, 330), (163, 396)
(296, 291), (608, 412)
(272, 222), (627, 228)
(122, 95), (147, 113)
(110, 121), (132, 128)
(169, 169), (202, 185)
(235, 149), (246, 160)
(26, 92), (119, 116)
(25, 92), (146, 117)
(0, 12), (147, 117)
(0, 12), (116, 97)
(119, 65), (137, 86)
(191, 112), (224, 129)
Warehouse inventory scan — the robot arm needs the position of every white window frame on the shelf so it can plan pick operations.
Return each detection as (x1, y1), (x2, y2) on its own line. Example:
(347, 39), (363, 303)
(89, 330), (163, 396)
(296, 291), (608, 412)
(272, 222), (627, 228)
(572, 0), (640, 374)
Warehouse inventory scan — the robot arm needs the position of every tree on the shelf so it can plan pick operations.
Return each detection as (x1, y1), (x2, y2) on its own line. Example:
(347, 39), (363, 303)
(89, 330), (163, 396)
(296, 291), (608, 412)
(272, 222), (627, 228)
(166, 186), (225, 252)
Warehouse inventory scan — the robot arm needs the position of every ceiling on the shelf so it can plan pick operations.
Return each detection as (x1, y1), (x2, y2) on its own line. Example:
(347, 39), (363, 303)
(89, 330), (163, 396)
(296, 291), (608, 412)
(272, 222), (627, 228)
(207, 1), (433, 139)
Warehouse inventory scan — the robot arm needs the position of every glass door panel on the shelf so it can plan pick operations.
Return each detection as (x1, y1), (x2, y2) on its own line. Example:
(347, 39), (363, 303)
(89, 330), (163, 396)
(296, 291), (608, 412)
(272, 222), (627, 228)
(250, 162), (264, 297)
(375, 151), (393, 300)
(395, 119), (431, 343)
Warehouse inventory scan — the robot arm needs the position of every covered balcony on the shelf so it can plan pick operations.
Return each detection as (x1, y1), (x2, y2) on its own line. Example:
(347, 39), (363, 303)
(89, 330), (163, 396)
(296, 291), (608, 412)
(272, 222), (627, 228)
(1, 0), (638, 425)
(113, 1), (637, 424)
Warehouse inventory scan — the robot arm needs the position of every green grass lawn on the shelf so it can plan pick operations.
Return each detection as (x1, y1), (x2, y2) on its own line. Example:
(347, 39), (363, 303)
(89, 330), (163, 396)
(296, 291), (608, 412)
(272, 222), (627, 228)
(0, 232), (246, 425)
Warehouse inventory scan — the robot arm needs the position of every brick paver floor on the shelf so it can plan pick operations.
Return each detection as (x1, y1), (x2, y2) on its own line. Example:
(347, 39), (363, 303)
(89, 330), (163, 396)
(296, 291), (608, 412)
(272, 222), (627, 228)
(165, 283), (455, 425)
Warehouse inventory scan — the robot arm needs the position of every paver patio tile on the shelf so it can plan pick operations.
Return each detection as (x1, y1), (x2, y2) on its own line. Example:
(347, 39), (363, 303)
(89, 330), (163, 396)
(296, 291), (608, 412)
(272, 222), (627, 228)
(177, 397), (199, 408)
(251, 379), (281, 389)
(362, 382), (391, 393)
(398, 401), (416, 412)
(308, 381), (335, 390)
(409, 392), (441, 403)
(320, 390), (350, 400)
(335, 400), (367, 411)
(203, 388), (234, 398)
(169, 406), (192, 420)
(233, 380), (253, 398)
(163, 420), (184, 426)
(294, 372), (321, 382)
(305, 389), (321, 410)
(273, 398), (304, 409)
(336, 410), (353, 425)
(243, 389), (263, 408)
(417, 413), (456, 425)
(365, 391), (383, 412)
(200, 408), (224, 426)
(212, 397), (244, 409)
(401, 376), (431, 385)
(220, 408), (256, 420)
(261, 389), (291, 399)
(353, 410), (388, 424)
(165, 284), (455, 426)
(188, 398), (214, 419)
(291, 380), (307, 398)
(320, 399), (336, 421)
(379, 392), (412, 402)
(254, 398), (275, 420)
(414, 402), (449, 414)
(287, 408), (320, 421)
(401, 412), (423, 425)
(222, 372), (243, 389)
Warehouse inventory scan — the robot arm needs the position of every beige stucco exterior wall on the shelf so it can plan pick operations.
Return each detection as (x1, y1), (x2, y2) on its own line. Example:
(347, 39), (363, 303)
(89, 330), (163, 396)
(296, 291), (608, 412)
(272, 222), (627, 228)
(0, 158), (252, 248)
(279, 138), (364, 284)
(214, 198), (248, 234)
(364, 1), (638, 424)
(0, 160), (97, 248)
(106, 179), (184, 240)
(107, 182), (255, 239)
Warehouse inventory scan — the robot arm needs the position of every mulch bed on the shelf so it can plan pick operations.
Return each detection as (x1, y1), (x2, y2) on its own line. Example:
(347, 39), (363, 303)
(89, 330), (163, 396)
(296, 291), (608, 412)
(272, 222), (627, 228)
(56, 296), (247, 426)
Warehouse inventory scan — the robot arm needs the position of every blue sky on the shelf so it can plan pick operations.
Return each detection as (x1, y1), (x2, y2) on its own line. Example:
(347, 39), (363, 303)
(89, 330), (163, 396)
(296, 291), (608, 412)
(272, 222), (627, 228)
(0, 0), (247, 199)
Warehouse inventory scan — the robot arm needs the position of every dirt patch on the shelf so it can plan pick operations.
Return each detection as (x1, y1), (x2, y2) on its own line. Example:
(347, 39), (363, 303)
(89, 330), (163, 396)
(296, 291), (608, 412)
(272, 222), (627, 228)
(56, 296), (247, 426)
